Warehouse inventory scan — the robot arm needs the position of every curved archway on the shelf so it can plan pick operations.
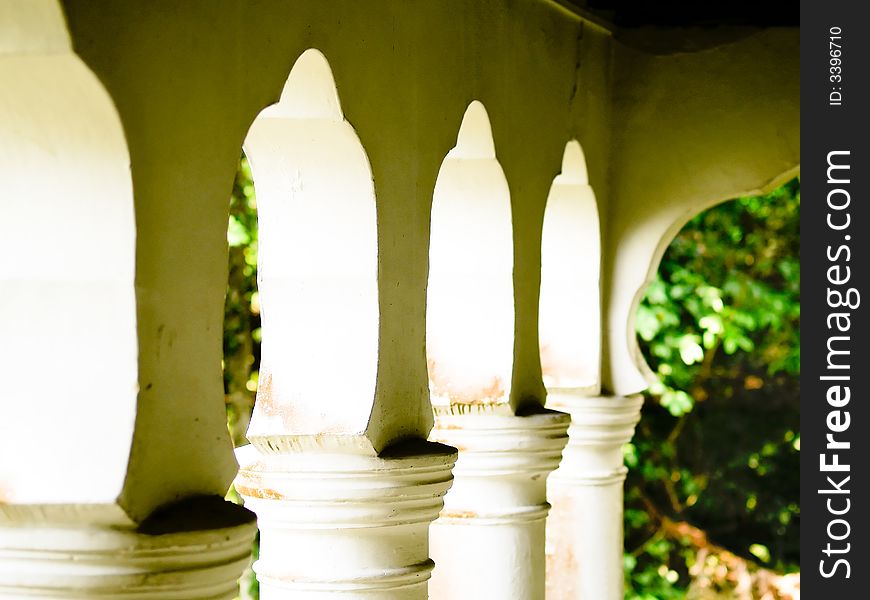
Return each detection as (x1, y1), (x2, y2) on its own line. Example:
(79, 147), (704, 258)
(539, 140), (601, 393)
(621, 165), (800, 392)
(426, 100), (513, 408)
(0, 1), (137, 506)
(243, 49), (380, 446)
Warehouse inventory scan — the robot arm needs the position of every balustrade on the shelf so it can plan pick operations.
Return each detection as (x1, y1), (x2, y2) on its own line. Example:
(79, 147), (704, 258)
(0, 2), (800, 598)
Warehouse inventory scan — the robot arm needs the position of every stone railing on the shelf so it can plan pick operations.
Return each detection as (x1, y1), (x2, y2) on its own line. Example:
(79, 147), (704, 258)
(0, 1), (798, 598)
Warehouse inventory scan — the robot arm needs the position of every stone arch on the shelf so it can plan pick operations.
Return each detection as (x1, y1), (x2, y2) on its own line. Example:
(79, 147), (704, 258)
(243, 49), (380, 450)
(0, 0), (138, 512)
(619, 165), (801, 393)
(426, 100), (514, 409)
(539, 140), (601, 393)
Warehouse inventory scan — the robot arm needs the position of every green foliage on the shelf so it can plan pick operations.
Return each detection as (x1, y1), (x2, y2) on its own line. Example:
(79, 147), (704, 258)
(625, 180), (800, 598)
(223, 156), (261, 598)
(224, 156), (260, 446)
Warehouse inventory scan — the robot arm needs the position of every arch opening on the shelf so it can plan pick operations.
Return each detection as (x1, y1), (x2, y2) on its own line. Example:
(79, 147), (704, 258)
(426, 101), (514, 408)
(539, 140), (601, 393)
(234, 49), (380, 449)
(0, 6), (137, 507)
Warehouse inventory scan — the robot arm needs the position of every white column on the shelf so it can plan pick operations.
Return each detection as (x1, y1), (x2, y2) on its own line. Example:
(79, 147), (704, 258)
(545, 393), (643, 600)
(428, 408), (570, 600)
(0, 506), (257, 599)
(235, 442), (455, 599)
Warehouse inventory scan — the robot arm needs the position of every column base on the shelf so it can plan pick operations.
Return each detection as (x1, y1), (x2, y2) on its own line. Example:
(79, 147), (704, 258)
(0, 498), (257, 599)
(235, 439), (456, 599)
(428, 406), (570, 600)
(545, 393), (643, 600)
